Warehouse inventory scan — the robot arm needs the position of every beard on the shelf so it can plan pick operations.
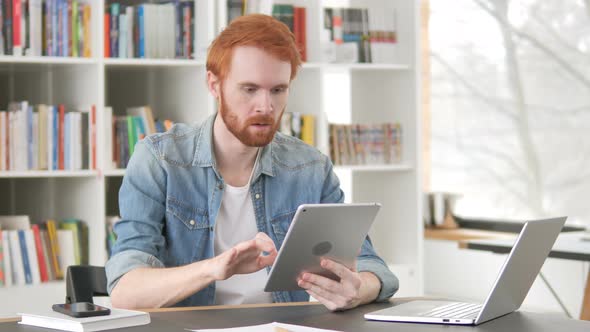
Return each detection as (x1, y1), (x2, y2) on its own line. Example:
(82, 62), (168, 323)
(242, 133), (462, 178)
(218, 91), (284, 147)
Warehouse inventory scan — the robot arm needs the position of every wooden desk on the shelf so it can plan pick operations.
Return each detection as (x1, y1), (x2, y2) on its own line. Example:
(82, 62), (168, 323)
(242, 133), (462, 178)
(2, 300), (590, 331)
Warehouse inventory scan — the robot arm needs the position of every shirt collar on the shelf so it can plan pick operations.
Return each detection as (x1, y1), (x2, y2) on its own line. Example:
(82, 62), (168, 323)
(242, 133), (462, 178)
(193, 113), (275, 178)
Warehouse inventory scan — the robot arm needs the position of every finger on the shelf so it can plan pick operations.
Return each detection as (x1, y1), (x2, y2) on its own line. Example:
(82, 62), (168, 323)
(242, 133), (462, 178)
(255, 232), (277, 253)
(257, 250), (277, 267)
(299, 272), (341, 294)
(306, 289), (340, 312)
(321, 259), (355, 282)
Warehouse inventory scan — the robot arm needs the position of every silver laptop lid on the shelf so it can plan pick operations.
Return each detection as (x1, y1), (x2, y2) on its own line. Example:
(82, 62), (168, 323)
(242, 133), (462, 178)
(475, 217), (566, 324)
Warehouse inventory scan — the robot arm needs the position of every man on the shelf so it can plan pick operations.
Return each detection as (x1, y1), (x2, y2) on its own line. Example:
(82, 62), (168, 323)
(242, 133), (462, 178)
(106, 14), (398, 311)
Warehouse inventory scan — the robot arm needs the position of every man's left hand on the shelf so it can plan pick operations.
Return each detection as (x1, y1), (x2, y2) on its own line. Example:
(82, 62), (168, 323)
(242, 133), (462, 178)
(297, 259), (379, 311)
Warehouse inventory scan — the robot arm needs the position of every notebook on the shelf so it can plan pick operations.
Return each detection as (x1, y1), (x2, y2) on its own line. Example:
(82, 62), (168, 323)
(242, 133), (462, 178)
(19, 307), (150, 332)
(365, 217), (566, 325)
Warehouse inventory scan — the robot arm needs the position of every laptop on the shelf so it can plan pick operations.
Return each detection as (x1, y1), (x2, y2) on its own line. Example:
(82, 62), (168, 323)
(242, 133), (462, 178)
(364, 217), (567, 325)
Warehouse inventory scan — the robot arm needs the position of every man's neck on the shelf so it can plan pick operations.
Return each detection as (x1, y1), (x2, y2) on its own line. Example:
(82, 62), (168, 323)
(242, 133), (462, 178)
(213, 115), (259, 187)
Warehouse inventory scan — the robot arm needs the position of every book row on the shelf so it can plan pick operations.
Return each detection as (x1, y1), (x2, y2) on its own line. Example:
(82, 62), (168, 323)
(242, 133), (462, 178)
(105, 1), (195, 59)
(0, 215), (88, 287)
(227, 1), (307, 61)
(0, 102), (96, 171)
(104, 106), (173, 169)
(329, 123), (402, 166)
(0, 0), (92, 57)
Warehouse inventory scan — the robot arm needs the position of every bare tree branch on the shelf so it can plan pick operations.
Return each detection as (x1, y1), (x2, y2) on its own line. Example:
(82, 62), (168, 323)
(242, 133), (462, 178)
(474, 0), (590, 90)
(434, 134), (530, 181)
(432, 92), (590, 115)
(431, 52), (517, 121)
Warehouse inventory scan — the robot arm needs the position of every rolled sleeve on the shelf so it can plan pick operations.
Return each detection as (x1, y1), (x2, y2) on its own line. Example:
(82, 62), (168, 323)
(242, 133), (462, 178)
(105, 249), (165, 294)
(105, 139), (168, 294)
(357, 257), (399, 302)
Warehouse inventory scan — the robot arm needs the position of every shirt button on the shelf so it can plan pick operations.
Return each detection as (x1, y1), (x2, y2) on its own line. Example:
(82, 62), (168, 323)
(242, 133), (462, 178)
(189, 220), (195, 226)
(218, 184), (223, 190)
(255, 193), (261, 199)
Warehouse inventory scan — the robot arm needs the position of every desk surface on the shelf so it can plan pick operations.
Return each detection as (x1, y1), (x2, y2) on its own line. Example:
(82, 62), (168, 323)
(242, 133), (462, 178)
(2, 300), (590, 332)
(461, 232), (590, 261)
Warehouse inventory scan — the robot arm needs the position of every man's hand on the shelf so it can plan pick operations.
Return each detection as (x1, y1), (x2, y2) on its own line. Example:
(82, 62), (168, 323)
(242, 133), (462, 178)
(210, 232), (277, 281)
(297, 259), (381, 311)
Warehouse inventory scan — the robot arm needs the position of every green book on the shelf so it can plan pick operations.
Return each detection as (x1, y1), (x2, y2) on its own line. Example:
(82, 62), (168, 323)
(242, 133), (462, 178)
(127, 116), (137, 156)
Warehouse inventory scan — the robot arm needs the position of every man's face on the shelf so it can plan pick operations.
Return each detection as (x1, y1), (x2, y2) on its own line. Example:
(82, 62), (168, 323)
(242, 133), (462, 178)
(217, 46), (291, 147)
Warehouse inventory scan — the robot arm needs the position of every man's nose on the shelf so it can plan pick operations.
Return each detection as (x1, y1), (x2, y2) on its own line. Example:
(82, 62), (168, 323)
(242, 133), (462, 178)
(255, 90), (274, 113)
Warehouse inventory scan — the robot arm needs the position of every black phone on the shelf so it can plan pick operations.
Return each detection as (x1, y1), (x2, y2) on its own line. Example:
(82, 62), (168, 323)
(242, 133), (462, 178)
(52, 302), (111, 318)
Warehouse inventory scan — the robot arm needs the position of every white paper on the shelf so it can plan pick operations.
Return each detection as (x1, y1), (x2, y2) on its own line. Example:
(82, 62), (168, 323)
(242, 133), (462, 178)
(189, 321), (341, 332)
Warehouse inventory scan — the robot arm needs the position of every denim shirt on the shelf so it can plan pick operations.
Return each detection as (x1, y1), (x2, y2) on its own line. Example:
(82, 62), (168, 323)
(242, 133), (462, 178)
(106, 113), (398, 307)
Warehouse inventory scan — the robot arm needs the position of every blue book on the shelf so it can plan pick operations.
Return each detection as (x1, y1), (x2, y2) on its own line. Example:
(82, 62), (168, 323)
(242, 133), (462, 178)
(111, 3), (120, 58)
(62, 0), (69, 56)
(17, 230), (32, 285)
(52, 106), (58, 170)
(138, 5), (145, 58)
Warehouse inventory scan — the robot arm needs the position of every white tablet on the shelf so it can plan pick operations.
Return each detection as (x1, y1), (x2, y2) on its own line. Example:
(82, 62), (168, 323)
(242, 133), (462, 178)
(264, 203), (381, 292)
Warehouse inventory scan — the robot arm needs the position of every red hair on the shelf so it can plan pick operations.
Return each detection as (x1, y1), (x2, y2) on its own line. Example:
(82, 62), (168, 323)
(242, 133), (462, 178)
(207, 14), (302, 82)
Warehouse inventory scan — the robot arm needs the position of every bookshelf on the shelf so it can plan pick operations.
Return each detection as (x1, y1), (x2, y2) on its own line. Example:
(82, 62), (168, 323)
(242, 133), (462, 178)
(0, 0), (421, 316)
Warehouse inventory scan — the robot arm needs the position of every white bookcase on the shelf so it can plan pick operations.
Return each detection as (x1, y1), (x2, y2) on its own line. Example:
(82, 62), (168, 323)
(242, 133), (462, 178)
(0, 0), (421, 317)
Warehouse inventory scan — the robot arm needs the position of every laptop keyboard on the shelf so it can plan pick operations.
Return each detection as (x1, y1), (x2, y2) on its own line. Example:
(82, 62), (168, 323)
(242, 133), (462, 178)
(421, 302), (482, 319)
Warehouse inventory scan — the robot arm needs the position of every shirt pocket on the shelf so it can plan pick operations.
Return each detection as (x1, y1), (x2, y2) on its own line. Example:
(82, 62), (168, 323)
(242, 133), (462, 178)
(165, 197), (210, 264)
(166, 197), (209, 230)
(269, 209), (297, 246)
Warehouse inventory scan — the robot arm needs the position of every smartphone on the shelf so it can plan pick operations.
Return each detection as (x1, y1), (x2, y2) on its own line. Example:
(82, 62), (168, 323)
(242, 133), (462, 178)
(52, 302), (111, 318)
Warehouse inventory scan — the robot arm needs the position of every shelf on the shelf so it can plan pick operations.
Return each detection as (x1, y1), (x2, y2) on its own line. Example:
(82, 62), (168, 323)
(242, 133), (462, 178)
(0, 56), (97, 66)
(104, 58), (204, 67)
(334, 164), (413, 172)
(104, 169), (126, 177)
(0, 170), (98, 178)
(302, 62), (411, 71)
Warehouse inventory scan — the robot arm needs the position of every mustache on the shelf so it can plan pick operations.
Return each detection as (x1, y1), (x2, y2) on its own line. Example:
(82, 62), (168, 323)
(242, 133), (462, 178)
(246, 114), (275, 125)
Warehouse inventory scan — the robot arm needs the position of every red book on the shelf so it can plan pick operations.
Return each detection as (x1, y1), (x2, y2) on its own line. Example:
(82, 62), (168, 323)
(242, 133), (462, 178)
(12, 0), (22, 55)
(104, 13), (110, 57)
(58, 104), (65, 170)
(31, 225), (49, 282)
(294, 7), (307, 62)
(91, 105), (96, 170)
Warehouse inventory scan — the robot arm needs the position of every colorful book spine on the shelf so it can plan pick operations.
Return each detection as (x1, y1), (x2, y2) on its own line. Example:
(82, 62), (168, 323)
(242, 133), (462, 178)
(32, 224), (49, 282)
(46, 220), (62, 279)
(17, 230), (32, 284)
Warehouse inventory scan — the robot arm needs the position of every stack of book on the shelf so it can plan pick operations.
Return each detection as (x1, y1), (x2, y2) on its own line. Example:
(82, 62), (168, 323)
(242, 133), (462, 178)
(0, 102), (97, 171)
(104, 106), (173, 169)
(0, 215), (88, 287)
(105, 1), (194, 59)
(329, 123), (402, 166)
(0, 0), (93, 57)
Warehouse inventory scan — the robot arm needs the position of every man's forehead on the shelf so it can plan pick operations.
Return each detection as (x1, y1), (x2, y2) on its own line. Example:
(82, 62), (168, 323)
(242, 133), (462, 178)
(226, 46), (291, 84)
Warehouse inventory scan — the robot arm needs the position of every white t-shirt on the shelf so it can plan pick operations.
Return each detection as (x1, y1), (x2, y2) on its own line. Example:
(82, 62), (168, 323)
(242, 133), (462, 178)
(214, 151), (273, 305)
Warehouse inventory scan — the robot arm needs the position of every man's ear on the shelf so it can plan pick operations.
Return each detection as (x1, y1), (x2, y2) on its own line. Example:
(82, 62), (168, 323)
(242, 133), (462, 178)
(206, 71), (220, 99)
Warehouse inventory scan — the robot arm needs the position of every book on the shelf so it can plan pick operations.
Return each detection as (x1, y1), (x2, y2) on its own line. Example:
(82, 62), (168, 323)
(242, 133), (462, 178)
(0, 230), (4, 286)
(1, 230), (13, 286)
(19, 307), (151, 332)
(57, 229), (76, 271)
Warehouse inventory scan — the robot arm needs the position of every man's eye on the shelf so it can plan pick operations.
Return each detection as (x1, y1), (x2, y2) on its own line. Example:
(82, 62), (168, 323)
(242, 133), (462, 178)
(272, 88), (286, 94)
(245, 87), (257, 93)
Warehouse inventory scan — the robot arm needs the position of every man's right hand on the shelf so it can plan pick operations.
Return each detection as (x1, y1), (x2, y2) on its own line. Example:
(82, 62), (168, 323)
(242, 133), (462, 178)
(209, 232), (277, 281)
